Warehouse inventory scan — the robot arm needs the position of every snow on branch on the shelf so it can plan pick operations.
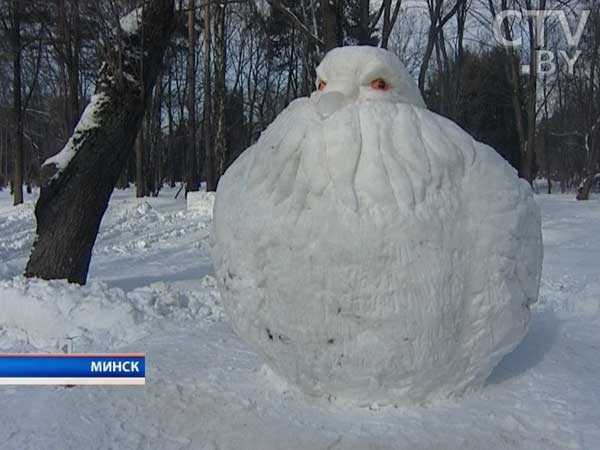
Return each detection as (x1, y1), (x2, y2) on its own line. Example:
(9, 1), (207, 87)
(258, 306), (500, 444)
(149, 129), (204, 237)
(252, 0), (270, 17)
(41, 5), (151, 184)
(120, 6), (144, 35)
(42, 93), (111, 180)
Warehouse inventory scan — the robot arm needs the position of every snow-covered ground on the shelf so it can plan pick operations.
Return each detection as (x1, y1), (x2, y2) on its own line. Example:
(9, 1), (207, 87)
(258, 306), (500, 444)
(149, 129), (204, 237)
(0, 187), (598, 450)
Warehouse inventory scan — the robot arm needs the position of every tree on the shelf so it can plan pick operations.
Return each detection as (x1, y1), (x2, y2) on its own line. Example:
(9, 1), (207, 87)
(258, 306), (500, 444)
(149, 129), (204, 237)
(418, 0), (466, 94)
(427, 48), (522, 171)
(320, 0), (339, 50)
(186, 0), (200, 193)
(25, 0), (176, 284)
(345, 0), (379, 46)
(1, 0), (24, 205)
(380, 0), (403, 49)
(203, 0), (215, 191)
(576, 4), (600, 200)
(212, 1), (227, 189)
(57, 0), (82, 136)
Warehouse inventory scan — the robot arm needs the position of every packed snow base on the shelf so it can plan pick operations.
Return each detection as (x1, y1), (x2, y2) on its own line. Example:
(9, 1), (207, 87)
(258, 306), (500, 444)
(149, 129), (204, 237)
(212, 46), (543, 404)
(0, 188), (598, 449)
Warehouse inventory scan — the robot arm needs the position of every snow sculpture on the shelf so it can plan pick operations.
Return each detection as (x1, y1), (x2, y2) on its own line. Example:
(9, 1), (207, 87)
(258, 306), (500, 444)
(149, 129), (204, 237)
(211, 46), (542, 404)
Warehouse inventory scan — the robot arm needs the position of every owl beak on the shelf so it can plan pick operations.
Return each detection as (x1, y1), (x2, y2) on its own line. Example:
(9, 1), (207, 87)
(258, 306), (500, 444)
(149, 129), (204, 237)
(313, 82), (357, 118)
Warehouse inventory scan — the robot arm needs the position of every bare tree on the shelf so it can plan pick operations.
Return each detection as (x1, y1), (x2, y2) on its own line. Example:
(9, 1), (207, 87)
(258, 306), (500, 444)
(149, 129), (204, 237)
(186, 0), (200, 192)
(212, 1), (227, 188)
(25, 0), (176, 284)
(320, 0), (339, 50)
(577, 4), (600, 200)
(1, 0), (25, 205)
(203, 0), (214, 191)
(418, 0), (466, 94)
(381, 0), (403, 49)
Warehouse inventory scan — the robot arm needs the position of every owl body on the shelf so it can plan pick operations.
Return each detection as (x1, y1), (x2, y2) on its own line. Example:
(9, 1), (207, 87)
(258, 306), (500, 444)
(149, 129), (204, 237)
(211, 47), (542, 404)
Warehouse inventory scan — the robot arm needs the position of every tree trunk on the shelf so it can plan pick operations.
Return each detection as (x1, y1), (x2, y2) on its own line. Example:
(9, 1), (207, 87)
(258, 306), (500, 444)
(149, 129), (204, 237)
(577, 168), (597, 200)
(57, 0), (81, 135)
(116, 162), (129, 189)
(358, 0), (370, 45)
(577, 118), (600, 200)
(186, 0), (200, 192)
(135, 127), (145, 197)
(320, 0), (338, 51)
(381, 0), (402, 49)
(167, 66), (176, 187)
(203, 1), (215, 191)
(68, 0), (81, 133)
(213, 2), (226, 188)
(576, 8), (600, 200)
(25, 0), (175, 284)
(452, 0), (467, 121)
(418, 0), (464, 95)
(418, 24), (438, 95)
(11, 0), (24, 206)
(521, 0), (543, 184)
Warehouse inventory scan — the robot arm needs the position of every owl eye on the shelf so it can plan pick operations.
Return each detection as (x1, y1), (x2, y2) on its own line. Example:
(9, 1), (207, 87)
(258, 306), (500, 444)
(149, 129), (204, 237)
(370, 78), (389, 91)
(318, 80), (327, 91)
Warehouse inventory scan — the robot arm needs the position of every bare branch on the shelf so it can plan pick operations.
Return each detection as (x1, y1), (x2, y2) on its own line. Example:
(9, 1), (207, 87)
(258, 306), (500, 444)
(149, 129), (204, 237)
(268, 0), (325, 48)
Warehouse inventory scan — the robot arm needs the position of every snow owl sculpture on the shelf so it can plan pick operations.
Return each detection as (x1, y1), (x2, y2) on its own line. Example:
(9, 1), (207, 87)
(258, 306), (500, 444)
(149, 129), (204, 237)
(211, 46), (542, 404)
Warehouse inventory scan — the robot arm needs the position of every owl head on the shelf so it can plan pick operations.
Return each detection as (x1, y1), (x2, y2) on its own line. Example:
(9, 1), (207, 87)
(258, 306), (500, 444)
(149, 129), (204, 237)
(313, 46), (425, 117)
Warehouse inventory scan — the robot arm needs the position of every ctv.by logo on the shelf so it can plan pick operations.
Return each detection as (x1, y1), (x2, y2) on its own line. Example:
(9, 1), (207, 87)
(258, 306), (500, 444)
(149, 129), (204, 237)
(493, 10), (589, 75)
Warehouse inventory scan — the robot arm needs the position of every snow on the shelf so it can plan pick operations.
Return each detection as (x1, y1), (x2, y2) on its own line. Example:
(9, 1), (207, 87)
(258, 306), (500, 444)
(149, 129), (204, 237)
(119, 7), (143, 35)
(251, 0), (271, 17)
(316, 46), (426, 108)
(43, 93), (110, 178)
(0, 187), (598, 448)
(186, 191), (215, 217)
(211, 46), (542, 404)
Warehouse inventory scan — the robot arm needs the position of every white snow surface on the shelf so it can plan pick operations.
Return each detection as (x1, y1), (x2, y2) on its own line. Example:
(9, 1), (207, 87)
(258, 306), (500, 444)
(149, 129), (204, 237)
(0, 187), (598, 449)
(43, 92), (110, 176)
(212, 46), (543, 404)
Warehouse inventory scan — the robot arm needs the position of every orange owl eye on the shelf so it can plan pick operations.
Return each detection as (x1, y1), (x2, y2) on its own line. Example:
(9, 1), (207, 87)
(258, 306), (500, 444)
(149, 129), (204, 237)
(318, 80), (327, 91)
(370, 78), (389, 90)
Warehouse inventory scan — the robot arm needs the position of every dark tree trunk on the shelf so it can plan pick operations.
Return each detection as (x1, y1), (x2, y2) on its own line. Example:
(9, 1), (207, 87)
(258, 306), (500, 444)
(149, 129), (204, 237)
(520, 0), (544, 184)
(213, 2), (226, 188)
(186, 0), (200, 193)
(11, 0), (24, 206)
(358, 0), (370, 45)
(418, 25), (438, 94)
(380, 0), (402, 49)
(577, 118), (600, 200)
(576, 11), (600, 201)
(57, 0), (81, 135)
(320, 0), (338, 51)
(203, 1), (214, 191)
(135, 127), (145, 197)
(25, 0), (175, 285)
(167, 66), (176, 188)
(116, 161), (129, 189)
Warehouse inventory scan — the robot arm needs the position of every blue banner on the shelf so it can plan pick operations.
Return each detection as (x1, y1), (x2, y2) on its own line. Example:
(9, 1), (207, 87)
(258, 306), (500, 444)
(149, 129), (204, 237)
(0, 354), (145, 378)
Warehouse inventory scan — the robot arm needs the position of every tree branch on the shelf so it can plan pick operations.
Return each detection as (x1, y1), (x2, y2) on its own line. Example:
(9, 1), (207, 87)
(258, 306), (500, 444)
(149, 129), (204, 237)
(268, 0), (325, 48)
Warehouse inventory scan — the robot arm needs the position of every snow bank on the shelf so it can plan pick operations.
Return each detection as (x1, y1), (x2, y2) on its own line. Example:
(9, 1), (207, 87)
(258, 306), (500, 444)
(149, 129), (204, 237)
(0, 201), (35, 278)
(0, 275), (222, 353)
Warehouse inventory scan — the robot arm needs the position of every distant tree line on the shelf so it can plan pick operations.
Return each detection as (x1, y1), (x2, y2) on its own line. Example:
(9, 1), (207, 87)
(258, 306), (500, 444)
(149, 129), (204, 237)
(0, 0), (598, 207)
